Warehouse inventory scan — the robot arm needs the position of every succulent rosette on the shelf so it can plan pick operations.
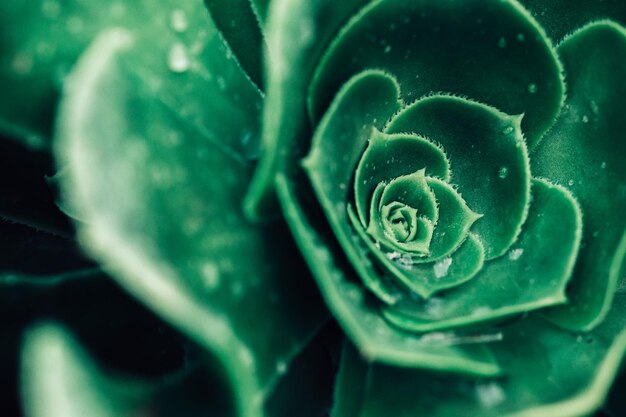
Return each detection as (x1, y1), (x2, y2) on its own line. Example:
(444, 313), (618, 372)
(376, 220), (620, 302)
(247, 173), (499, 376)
(1, 1), (626, 417)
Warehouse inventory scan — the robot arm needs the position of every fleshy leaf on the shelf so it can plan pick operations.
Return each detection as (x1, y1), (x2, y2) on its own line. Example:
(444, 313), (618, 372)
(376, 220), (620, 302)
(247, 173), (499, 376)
(309, 0), (565, 147)
(533, 21), (626, 330)
(381, 179), (582, 332)
(303, 70), (404, 304)
(277, 175), (502, 377)
(387, 95), (531, 260)
(351, 204), (485, 299)
(244, 0), (372, 220)
(204, 0), (265, 89)
(21, 324), (233, 417)
(354, 130), (450, 227)
(421, 177), (483, 262)
(53, 29), (326, 417)
(366, 170), (438, 255)
(521, 0), (626, 41)
(335, 295), (626, 417)
(0, 0), (248, 149)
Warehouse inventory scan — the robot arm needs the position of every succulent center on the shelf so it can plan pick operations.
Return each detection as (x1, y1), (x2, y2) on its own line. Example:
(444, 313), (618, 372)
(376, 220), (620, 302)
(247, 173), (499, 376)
(381, 202), (419, 243)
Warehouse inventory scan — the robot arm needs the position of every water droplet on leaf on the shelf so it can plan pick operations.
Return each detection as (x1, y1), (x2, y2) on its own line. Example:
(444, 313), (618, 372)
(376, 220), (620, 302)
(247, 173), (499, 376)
(170, 9), (188, 32)
(201, 262), (220, 290)
(433, 258), (452, 278)
(508, 248), (523, 261)
(168, 43), (191, 73)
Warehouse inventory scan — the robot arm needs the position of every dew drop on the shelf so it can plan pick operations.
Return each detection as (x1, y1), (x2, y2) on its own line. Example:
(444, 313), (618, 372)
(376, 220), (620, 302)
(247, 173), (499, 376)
(41, 0), (61, 18)
(384, 45), (392, 53)
(501, 126), (514, 135)
(201, 262), (220, 290)
(168, 43), (191, 73)
(476, 382), (506, 407)
(170, 9), (188, 32)
(601, 161), (607, 169)
(66, 16), (85, 34)
(516, 33), (525, 42)
(498, 166), (509, 179)
(433, 258), (452, 278)
(472, 307), (492, 316)
(589, 100), (599, 115)
(568, 179), (575, 186)
(497, 37), (507, 48)
(527, 83), (537, 94)
(11, 53), (33, 75)
(508, 248), (523, 261)
(581, 115), (589, 123)
(276, 360), (287, 375)
(231, 281), (245, 298)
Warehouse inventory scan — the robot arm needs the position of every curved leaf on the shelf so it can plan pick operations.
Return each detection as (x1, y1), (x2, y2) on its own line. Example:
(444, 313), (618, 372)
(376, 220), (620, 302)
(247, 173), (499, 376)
(21, 324), (233, 417)
(277, 175), (502, 377)
(533, 21), (626, 330)
(54, 29), (326, 417)
(204, 0), (265, 89)
(354, 130), (450, 227)
(387, 96), (531, 260)
(381, 179), (582, 332)
(0, 0), (238, 148)
(244, 0), (372, 221)
(303, 71), (403, 304)
(334, 295), (626, 417)
(309, 0), (565, 147)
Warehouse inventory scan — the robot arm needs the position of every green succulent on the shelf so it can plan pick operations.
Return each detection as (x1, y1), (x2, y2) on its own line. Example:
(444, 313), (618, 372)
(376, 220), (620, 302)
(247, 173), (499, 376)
(1, 1), (626, 417)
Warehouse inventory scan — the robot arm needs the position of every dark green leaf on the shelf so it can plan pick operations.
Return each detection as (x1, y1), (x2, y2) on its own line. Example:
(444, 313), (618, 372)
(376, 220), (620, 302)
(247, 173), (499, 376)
(244, 0), (371, 221)
(387, 95), (531, 260)
(335, 295), (626, 417)
(204, 0), (265, 89)
(521, 0), (626, 42)
(533, 21), (626, 331)
(381, 179), (582, 332)
(310, 0), (565, 148)
(277, 175), (502, 376)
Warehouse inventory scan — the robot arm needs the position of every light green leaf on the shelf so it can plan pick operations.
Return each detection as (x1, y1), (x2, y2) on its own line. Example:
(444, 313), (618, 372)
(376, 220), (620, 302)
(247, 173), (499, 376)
(53, 28), (326, 417)
(354, 130), (450, 228)
(533, 21), (626, 331)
